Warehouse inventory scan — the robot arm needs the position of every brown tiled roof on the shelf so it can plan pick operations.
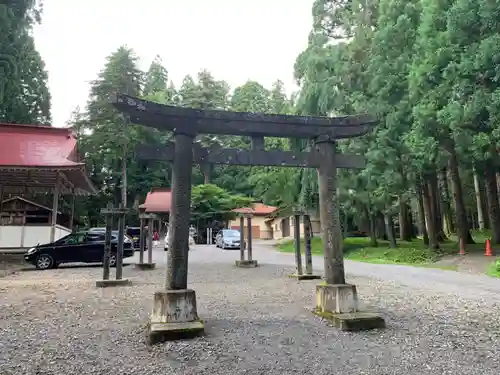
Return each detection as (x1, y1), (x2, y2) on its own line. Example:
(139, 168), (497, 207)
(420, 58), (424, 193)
(233, 202), (278, 216)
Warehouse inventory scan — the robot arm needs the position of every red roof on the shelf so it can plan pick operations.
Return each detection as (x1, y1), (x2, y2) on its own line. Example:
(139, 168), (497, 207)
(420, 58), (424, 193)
(0, 123), (96, 195)
(233, 202), (278, 216)
(0, 123), (81, 167)
(139, 188), (172, 213)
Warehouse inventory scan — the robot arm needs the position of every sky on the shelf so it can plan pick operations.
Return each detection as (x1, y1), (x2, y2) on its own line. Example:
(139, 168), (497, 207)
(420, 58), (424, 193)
(32, 0), (314, 127)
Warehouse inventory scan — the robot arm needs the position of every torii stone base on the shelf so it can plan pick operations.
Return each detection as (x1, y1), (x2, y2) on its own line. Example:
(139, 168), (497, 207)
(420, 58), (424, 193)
(288, 273), (322, 281)
(95, 279), (132, 288)
(135, 263), (156, 270)
(147, 289), (205, 345)
(312, 283), (385, 331)
(235, 260), (259, 268)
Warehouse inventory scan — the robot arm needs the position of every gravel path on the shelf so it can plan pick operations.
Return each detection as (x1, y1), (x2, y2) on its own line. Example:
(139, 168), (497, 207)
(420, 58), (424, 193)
(0, 254), (26, 278)
(1, 261), (499, 375)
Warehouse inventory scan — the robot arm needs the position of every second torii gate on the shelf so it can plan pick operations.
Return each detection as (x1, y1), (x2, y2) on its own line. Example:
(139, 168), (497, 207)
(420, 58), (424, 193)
(112, 94), (385, 344)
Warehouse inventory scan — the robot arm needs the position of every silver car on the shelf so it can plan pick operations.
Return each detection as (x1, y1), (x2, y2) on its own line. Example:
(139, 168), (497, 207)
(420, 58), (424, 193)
(215, 229), (242, 250)
(164, 232), (195, 251)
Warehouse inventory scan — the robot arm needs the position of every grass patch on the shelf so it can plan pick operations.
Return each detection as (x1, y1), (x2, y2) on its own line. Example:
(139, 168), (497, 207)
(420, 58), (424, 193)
(276, 232), (487, 268)
(486, 259), (500, 278)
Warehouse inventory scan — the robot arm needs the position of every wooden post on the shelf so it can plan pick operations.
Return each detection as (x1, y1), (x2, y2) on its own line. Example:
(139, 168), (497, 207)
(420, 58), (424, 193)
(97, 204), (131, 287)
(235, 213), (258, 268)
(147, 218), (153, 264)
(293, 214), (303, 276)
(102, 203), (113, 281)
(139, 217), (145, 264)
(69, 191), (75, 232)
(0, 185), (4, 218)
(50, 174), (61, 243)
(239, 215), (245, 261)
(316, 138), (345, 285)
(202, 163), (212, 184)
(0, 185), (4, 229)
(136, 212), (158, 270)
(246, 214), (253, 261)
(165, 133), (194, 290)
(304, 215), (313, 275)
(290, 213), (321, 280)
(116, 205), (125, 280)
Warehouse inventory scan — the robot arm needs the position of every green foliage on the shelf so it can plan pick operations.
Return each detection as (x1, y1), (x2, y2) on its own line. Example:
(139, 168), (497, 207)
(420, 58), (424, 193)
(277, 237), (452, 265)
(487, 259), (500, 278)
(0, 1), (50, 124)
(190, 184), (252, 225)
(59, 0), (500, 251)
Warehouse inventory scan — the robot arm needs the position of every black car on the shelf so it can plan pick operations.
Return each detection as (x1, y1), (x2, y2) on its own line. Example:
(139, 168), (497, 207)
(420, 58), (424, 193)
(24, 231), (135, 270)
(125, 227), (141, 249)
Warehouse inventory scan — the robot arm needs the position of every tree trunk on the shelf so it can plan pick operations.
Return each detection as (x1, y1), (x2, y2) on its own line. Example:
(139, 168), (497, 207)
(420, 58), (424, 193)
(422, 175), (439, 249)
(439, 168), (454, 236)
(481, 185), (491, 229)
(484, 167), (500, 244)
(364, 206), (378, 247)
(428, 171), (446, 241)
(447, 148), (474, 245)
(496, 172), (500, 196)
(473, 168), (485, 231)
(415, 177), (429, 244)
(375, 212), (387, 240)
(384, 213), (397, 248)
(408, 207), (416, 238)
(398, 199), (411, 241)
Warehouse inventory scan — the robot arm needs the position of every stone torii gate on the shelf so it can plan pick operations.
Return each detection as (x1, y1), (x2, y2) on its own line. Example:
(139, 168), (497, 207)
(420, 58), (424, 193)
(112, 94), (385, 343)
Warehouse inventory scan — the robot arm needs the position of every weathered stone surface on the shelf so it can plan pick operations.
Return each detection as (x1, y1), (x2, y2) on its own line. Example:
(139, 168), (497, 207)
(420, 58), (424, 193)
(235, 260), (259, 268)
(312, 309), (386, 331)
(134, 263), (156, 270)
(316, 283), (358, 314)
(288, 273), (322, 281)
(147, 320), (205, 345)
(95, 279), (131, 288)
(148, 289), (204, 344)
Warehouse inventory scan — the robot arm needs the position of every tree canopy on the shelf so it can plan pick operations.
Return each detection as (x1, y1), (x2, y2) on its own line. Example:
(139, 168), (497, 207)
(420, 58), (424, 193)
(4, 0), (500, 251)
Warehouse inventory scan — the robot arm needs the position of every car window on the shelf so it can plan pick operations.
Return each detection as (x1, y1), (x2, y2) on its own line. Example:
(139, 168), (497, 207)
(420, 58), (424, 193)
(59, 233), (86, 245)
(89, 228), (106, 233)
(54, 234), (71, 245)
(126, 228), (141, 237)
(87, 233), (105, 242)
(223, 230), (240, 237)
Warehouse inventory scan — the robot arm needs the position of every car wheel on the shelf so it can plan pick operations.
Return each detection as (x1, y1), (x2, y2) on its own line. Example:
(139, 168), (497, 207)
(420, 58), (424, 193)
(109, 254), (117, 267)
(35, 254), (54, 270)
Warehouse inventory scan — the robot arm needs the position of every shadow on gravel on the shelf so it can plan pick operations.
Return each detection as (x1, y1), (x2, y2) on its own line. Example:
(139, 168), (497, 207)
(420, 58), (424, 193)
(19, 262), (134, 272)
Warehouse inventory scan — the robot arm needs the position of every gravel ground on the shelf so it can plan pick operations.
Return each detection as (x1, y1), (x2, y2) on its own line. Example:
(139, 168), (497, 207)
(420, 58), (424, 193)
(0, 254), (26, 278)
(0, 262), (499, 375)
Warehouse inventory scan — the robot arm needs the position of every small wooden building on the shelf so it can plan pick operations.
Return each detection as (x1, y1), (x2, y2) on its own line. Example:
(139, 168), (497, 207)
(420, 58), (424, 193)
(0, 123), (96, 250)
(0, 196), (71, 247)
(138, 187), (171, 233)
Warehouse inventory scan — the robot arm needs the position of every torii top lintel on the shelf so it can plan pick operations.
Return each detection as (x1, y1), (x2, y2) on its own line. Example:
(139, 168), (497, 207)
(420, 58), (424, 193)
(112, 94), (377, 139)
